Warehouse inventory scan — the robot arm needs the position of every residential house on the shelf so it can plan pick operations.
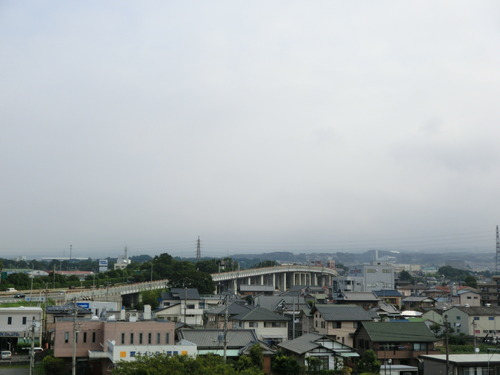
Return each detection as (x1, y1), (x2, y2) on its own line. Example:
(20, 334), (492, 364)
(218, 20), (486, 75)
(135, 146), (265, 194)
(231, 306), (289, 346)
(445, 306), (500, 338)
(354, 321), (438, 367)
(278, 333), (358, 371)
(373, 290), (403, 308)
(420, 354), (500, 375)
(401, 296), (436, 310)
(332, 292), (381, 310)
(204, 302), (252, 329)
(239, 285), (275, 296)
(311, 304), (376, 347)
(178, 329), (274, 374)
(254, 295), (308, 339)
(156, 288), (203, 326)
(452, 289), (481, 307)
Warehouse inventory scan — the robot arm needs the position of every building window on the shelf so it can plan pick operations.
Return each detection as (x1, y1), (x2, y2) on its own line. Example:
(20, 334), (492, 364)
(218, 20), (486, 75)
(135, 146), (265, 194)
(157, 333), (161, 344)
(333, 322), (342, 329)
(7, 317), (12, 325)
(166, 333), (170, 344)
(65, 332), (69, 344)
(474, 317), (480, 321)
(83, 332), (87, 343)
(92, 332), (96, 343)
(130, 333), (134, 344)
(489, 317), (495, 321)
(249, 322), (258, 327)
(75, 332), (78, 343)
(22, 317), (27, 325)
(121, 333), (125, 345)
(139, 333), (143, 344)
(321, 321), (325, 328)
(456, 316), (461, 320)
(148, 333), (152, 344)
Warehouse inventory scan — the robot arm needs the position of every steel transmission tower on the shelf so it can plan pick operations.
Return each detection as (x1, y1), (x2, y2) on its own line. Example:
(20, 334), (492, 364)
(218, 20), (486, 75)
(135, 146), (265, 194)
(496, 226), (500, 274)
(196, 236), (201, 259)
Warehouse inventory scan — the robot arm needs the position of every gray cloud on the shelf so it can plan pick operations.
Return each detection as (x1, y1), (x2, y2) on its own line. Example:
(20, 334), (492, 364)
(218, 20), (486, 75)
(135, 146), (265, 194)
(1, 1), (499, 258)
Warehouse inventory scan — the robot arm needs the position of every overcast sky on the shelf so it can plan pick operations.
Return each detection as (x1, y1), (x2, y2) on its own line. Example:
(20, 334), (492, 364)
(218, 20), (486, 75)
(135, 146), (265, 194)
(1, 1), (500, 259)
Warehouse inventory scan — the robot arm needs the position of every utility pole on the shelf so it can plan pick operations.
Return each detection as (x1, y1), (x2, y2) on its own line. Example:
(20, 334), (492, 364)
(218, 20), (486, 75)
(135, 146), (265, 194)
(444, 314), (450, 375)
(184, 286), (188, 324)
(473, 320), (477, 352)
(28, 319), (36, 375)
(72, 299), (77, 375)
(496, 226), (499, 274)
(223, 294), (229, 362)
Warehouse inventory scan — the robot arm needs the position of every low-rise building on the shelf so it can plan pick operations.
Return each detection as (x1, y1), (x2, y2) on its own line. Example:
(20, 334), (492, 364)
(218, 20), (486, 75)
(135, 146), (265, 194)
(156, 288), (203, 326)
(278, 333), (358, 371)
(445, 306), (500, 338)
(231, 306), (289, 346)
(311, 304), (376, 347)
(354, 321), (438, 367)
(54, 311), (177, 375)
(0, 307), (43, 351)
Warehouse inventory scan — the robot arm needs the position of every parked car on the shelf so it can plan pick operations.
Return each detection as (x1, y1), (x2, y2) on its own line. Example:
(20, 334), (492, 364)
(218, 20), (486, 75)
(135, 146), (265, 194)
(14, 293), (25, 298)
(1, 351), (11, 360)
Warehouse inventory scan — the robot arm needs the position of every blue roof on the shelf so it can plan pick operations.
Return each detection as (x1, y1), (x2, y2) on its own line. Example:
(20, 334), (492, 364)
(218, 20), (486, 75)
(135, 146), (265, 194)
(373, 290), (402, 298)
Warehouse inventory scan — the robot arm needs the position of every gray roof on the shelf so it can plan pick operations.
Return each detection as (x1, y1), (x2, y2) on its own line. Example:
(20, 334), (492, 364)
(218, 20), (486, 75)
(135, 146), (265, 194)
(338, 292), (380, 301)
(314, 304), (376, 322)
(232, 306), (289, 322)
(162, 288), (200, 300)
(47, 304), (91, 314)
(278, 333), (327, 354)
(178, 329), (259, 349)
(420, 354), (500, 364)
(205, 302), (252, 316)
(239, 285), (275, 292)
(279, 333), (357, 355)
(451, 306), (500, 316)
(403, 296), (435, 302)
(254, 295), (308, 312)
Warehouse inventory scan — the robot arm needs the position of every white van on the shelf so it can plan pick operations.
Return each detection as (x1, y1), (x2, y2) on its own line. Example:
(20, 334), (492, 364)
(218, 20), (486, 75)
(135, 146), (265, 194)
(6, 288), (17, 293)
(1, 351), (11, 360)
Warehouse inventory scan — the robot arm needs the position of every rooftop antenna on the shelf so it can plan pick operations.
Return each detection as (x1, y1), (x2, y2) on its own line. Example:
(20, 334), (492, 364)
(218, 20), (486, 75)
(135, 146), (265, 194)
(69, 244), (72, 261)
(496, 226), (500, 274)
(196, 236), (201, 259)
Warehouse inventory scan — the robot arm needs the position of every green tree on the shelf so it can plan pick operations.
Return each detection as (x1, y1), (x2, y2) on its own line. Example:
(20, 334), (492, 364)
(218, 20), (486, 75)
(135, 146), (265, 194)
(252, 260), (279, 268)
(113, 353), (263, 375)
(271, 352), (301, 375)
(399, 270), (414, 284)
(141, 289), (163, 309)
(248, 344), (264, 370)
(42, 355), (66, 375)
(356, 349), (380, 374)
(464, 275), (477, 288)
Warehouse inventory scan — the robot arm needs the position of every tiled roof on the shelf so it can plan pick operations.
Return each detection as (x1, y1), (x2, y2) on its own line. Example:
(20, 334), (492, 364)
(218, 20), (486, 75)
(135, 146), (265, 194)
(314, 304), (375, 322)
(373, 290), (403, 298)
(339, 292), (380, 301)
(255, 296), (308, 312)
(178, 329), (259, 349)
(451, 306), (500, 316)
(205, 302), (252, 316)
(161, 288), (200, 300)
(360, 321), (437, 342)
(232, 306), (289, 322)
